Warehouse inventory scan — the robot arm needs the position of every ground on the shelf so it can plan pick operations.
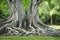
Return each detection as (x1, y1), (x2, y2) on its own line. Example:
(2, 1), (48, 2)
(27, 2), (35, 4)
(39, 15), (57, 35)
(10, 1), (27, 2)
(0, 36), (60, 40)
(49, 25), (60, 29)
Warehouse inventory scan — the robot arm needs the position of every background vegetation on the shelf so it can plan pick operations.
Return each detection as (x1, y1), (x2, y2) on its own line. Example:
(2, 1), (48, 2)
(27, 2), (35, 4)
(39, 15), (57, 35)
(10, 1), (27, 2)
(39, 0), (60, 25)
(0, 0), (10, 21)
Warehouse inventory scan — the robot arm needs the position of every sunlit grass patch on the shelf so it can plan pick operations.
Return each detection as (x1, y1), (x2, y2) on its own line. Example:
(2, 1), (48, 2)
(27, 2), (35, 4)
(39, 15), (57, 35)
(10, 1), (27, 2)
(49, 25), (60, 29)
(54, 26), (60, 29)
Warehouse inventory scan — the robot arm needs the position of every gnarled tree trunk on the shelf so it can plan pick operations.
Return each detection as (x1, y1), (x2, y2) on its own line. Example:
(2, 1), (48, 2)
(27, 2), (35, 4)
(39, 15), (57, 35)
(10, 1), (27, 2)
(0, 0), (59, 36)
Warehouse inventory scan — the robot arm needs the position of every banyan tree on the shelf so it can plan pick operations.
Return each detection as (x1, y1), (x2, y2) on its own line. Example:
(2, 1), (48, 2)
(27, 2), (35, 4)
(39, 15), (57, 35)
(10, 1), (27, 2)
(0, 0), (60, 36)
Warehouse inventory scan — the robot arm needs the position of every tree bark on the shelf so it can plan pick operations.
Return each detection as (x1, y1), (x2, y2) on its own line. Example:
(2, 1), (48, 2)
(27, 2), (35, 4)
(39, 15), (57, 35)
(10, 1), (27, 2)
(0, 0), (59, 36)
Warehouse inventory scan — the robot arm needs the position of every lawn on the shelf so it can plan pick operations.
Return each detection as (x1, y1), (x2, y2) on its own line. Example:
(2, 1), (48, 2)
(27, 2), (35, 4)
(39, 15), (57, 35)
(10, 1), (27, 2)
(49, 25), (60, 29)
(0, 36), (60, 40)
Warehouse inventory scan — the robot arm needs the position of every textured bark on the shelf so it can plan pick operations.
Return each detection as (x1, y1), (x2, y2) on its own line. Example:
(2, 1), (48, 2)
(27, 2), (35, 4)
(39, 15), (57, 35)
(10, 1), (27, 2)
(0, 0), (60, 36)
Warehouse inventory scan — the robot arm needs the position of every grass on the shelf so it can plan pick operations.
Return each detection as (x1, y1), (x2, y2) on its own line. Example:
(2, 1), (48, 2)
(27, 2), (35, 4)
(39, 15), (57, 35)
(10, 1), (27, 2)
(0, 36), (60, 40)
(49, 25), (60, 29)
(54, 26), (60, 29)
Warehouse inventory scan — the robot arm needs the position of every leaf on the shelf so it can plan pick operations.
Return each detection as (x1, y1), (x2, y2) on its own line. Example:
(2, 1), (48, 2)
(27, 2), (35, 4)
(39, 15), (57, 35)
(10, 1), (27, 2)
(22, 0), (30, 10)
(44, 0), (51, 8)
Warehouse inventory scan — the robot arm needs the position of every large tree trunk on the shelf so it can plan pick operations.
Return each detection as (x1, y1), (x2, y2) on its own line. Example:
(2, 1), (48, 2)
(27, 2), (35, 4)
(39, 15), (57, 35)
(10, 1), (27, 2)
(0, 0), (59, 36)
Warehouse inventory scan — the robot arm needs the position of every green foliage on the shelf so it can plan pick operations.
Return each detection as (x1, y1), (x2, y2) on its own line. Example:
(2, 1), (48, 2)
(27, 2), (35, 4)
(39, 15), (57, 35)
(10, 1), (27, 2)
(53, 14), (60, 25)
(44, 0), (51, 8)
(38, 1), (50, 24)
(22, 0), (30, 11)
(0, 0), (10, 20)
(38, 0), (60, 24)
